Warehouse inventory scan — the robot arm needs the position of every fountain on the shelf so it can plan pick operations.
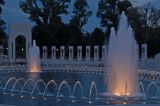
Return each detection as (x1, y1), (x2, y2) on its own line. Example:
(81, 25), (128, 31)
(107, 12), (139, 97)
(1, 13), (160, 106)
(0, 75), (160, 105)
(28, 40), (41, 72)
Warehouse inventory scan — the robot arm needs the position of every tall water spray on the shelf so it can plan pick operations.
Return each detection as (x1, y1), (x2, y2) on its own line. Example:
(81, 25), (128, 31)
(28, 40), (41, 72)
(107, 12), (139, 97)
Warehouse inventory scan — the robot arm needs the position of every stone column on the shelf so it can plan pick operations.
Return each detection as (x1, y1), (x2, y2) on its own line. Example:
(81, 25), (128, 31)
(141, 44), (147, 60)
(43, 46), (47, 59)
(94, 46), (99, 61)
(141, 44), (147, 67)
(77, 46), (82, 61)
(102, 45), (106, 61)
(10, 41), (15, 62)
(51, 46), (56, 59)
(60, 46), (65, 60)
(0, 46), (3, 64)
(69, 46), (73, 60)
(26, 41), (31, 61)
(86, 46), (90, 61)
(13, 41), (16, 62)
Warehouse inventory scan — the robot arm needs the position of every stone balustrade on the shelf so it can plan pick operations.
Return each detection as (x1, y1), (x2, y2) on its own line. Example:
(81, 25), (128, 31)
(41, 45), (107, 62)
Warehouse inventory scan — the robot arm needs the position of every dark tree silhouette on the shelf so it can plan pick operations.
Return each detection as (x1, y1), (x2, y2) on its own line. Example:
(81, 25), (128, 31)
(0, 0), (6, 46)
(90, 28), (105, 45)
(97, 0), (132, 32)
(20, 0), (70, 27)
(70, 0), (92, 30)
(127, 3), (160, 57)
(20, 0), (71, 46)
(97, 0), (132, 45)
(97, 0), (119, 34)
(139, 3), (160, 42)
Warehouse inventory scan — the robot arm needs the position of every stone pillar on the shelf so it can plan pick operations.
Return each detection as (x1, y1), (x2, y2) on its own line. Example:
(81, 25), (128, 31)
(141, 44), (147, 60)
(51, 46), (56, 59)
(13, 41), (16, 62)
(43, 46), (47, 59)
(86, 46), (90, 61)
(26, 41), (31, 62)
(141, 44), (147, 67)
(60, 46), (65, 60)
(0, 46), (3, 64)
(69, 46), (73, 60)
(77, 46), (82, 61)
(94, 46), (99, 61)
(102, 45), (106, 61)
(9, 41), (16, 62)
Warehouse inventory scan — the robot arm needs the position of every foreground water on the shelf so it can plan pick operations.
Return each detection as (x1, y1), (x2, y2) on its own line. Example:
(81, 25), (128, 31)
(0, 72), (105, 106)
(0, 72), (159, 106)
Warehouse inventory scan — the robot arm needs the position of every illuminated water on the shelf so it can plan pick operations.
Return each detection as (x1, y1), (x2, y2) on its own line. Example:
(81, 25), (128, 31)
(0, 72), (160, 106)
(107, 12), (139, 97)
(28, 40), (41, 72)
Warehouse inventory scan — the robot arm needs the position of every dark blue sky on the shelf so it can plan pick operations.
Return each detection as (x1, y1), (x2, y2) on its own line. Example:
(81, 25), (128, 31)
(2, 0), (160, 32)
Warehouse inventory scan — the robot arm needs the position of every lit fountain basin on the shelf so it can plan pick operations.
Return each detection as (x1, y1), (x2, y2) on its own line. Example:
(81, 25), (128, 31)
(0, 74), (160, 105)
(106, 12), (139, 98)
(28, 40), (41, 73)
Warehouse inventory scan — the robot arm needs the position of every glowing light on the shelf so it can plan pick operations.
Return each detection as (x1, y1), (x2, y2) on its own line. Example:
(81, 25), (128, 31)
(22, 48), (24, 51)
(126, 93), (130, 96)
(29, 40), (40, 73)
(32, 96), (35, 99)
(114, 92), (130, 96)
(43, 98), (47, 100)
(31, 65), (39, 72)
(123, 102), (127, 104)
(20, 95), (24, 98)
(11, 94), (14, 96)
(89, 101), (92, 104)
(114, 93), (121, 96)
(57, 99), (60, 102)
(107, 12), (139, 97)
(72, 100), (76, 103)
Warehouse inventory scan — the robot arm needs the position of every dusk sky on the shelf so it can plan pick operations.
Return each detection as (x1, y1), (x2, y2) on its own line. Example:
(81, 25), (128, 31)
(2, 0), (160, 32)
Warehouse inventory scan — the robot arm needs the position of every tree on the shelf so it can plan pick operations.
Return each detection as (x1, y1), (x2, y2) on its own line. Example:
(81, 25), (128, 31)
(138, 3), (160, 42)
(97, 0), (131, 36)
(0, 0), (6, 46)
(0, 0), (5, 14)
(127, 3), (160, 57)
(0, 0), (5, 30)
(69, 0), (92, 30)
(127, 7), (143, 43)
(90, 28), (105, 45)
(20, 0), (71, 46)
(20, 0), (70, 27)
(118, 0), (132, 13)
(140, 3), (160, 57)
(97, 0), (118, 33)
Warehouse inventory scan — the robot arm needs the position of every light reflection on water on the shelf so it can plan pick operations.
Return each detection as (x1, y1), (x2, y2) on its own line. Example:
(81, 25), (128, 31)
(0, 72), (159, 106)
